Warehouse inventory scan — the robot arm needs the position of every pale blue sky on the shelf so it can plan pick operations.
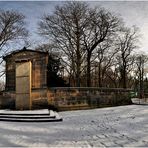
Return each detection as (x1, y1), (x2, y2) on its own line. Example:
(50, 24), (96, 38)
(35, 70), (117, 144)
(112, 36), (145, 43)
(0, 1), (148, 53)
(0, 1), (62, 47)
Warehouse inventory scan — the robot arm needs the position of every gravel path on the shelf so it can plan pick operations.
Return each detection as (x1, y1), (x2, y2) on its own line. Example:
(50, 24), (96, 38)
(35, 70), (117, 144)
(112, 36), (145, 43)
(0, 105), (147, 147)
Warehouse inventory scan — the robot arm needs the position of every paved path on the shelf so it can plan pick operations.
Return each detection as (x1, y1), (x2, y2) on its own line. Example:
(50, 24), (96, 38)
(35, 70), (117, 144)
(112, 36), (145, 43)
(0, 105), (148, 147)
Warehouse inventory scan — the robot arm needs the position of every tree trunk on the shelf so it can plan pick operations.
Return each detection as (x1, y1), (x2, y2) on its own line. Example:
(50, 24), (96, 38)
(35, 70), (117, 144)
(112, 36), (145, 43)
(76, 73), (80, 87)
(75, 50), (81, 87)
(87, 53), (91, 87)
(98, 63), (102, 87)
(139, 57), (144, 99)
(122, 66), (127, 88)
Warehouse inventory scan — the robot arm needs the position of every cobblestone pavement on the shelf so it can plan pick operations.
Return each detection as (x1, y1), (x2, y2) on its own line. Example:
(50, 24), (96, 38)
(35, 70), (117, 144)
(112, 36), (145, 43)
(0, 105), (148, 147)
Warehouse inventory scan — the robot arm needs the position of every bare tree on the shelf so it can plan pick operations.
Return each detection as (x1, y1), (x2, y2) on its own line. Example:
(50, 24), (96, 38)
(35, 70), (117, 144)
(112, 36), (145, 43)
(0, 10), (28, 80)
(94, 39), (118, 87)
(38, 2), (90, 86)
(105, 66), (121, 88)
(82, 8), (122, 87)
(0, 10), (28, 52)
(116, 26), (139, 88)
(135, 54), (148, 98)
(38, 2), (122, 87)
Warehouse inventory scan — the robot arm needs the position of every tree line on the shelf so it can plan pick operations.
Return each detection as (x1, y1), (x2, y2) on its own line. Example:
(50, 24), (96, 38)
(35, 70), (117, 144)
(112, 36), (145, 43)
(0, 1), (148, 91)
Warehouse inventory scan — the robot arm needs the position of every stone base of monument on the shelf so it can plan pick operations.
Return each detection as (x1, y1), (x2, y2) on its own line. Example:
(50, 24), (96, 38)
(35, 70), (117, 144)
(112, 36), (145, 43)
(0, 109), (62, 122)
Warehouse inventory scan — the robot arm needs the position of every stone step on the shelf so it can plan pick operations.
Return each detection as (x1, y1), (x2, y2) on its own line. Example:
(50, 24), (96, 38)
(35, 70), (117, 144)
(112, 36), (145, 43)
(0, 113), (50, 116)
(0, 118), (63, 122)
(0, 109), (62, 122)
(0, 109), (53, 116)
(0, 115), (56, 119)
(0, 109), (50, 115)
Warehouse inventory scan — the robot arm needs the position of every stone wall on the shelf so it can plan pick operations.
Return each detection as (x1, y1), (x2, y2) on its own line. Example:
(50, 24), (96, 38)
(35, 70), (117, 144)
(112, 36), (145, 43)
(31, 89), (48, 109)
(0, 91), (15, 109)
(47, 87), (133, 111)
(0, 87), (133, 111)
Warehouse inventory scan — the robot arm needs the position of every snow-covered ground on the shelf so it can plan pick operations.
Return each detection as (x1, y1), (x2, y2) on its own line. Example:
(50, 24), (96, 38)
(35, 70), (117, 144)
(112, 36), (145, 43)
(0, 105), (148, 147)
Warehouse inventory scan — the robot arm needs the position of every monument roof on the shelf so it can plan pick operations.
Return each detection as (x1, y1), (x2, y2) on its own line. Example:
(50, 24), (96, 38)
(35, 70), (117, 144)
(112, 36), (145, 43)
(3, 47), (48, 61)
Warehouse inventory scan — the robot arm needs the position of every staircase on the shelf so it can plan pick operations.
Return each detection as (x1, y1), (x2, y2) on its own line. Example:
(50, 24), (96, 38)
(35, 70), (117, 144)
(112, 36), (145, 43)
(0, 109), (62, 122)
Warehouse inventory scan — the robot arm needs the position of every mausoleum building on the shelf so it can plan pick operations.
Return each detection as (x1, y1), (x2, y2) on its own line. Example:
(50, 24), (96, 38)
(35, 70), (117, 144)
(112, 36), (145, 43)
(3, 47), (49, 110)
